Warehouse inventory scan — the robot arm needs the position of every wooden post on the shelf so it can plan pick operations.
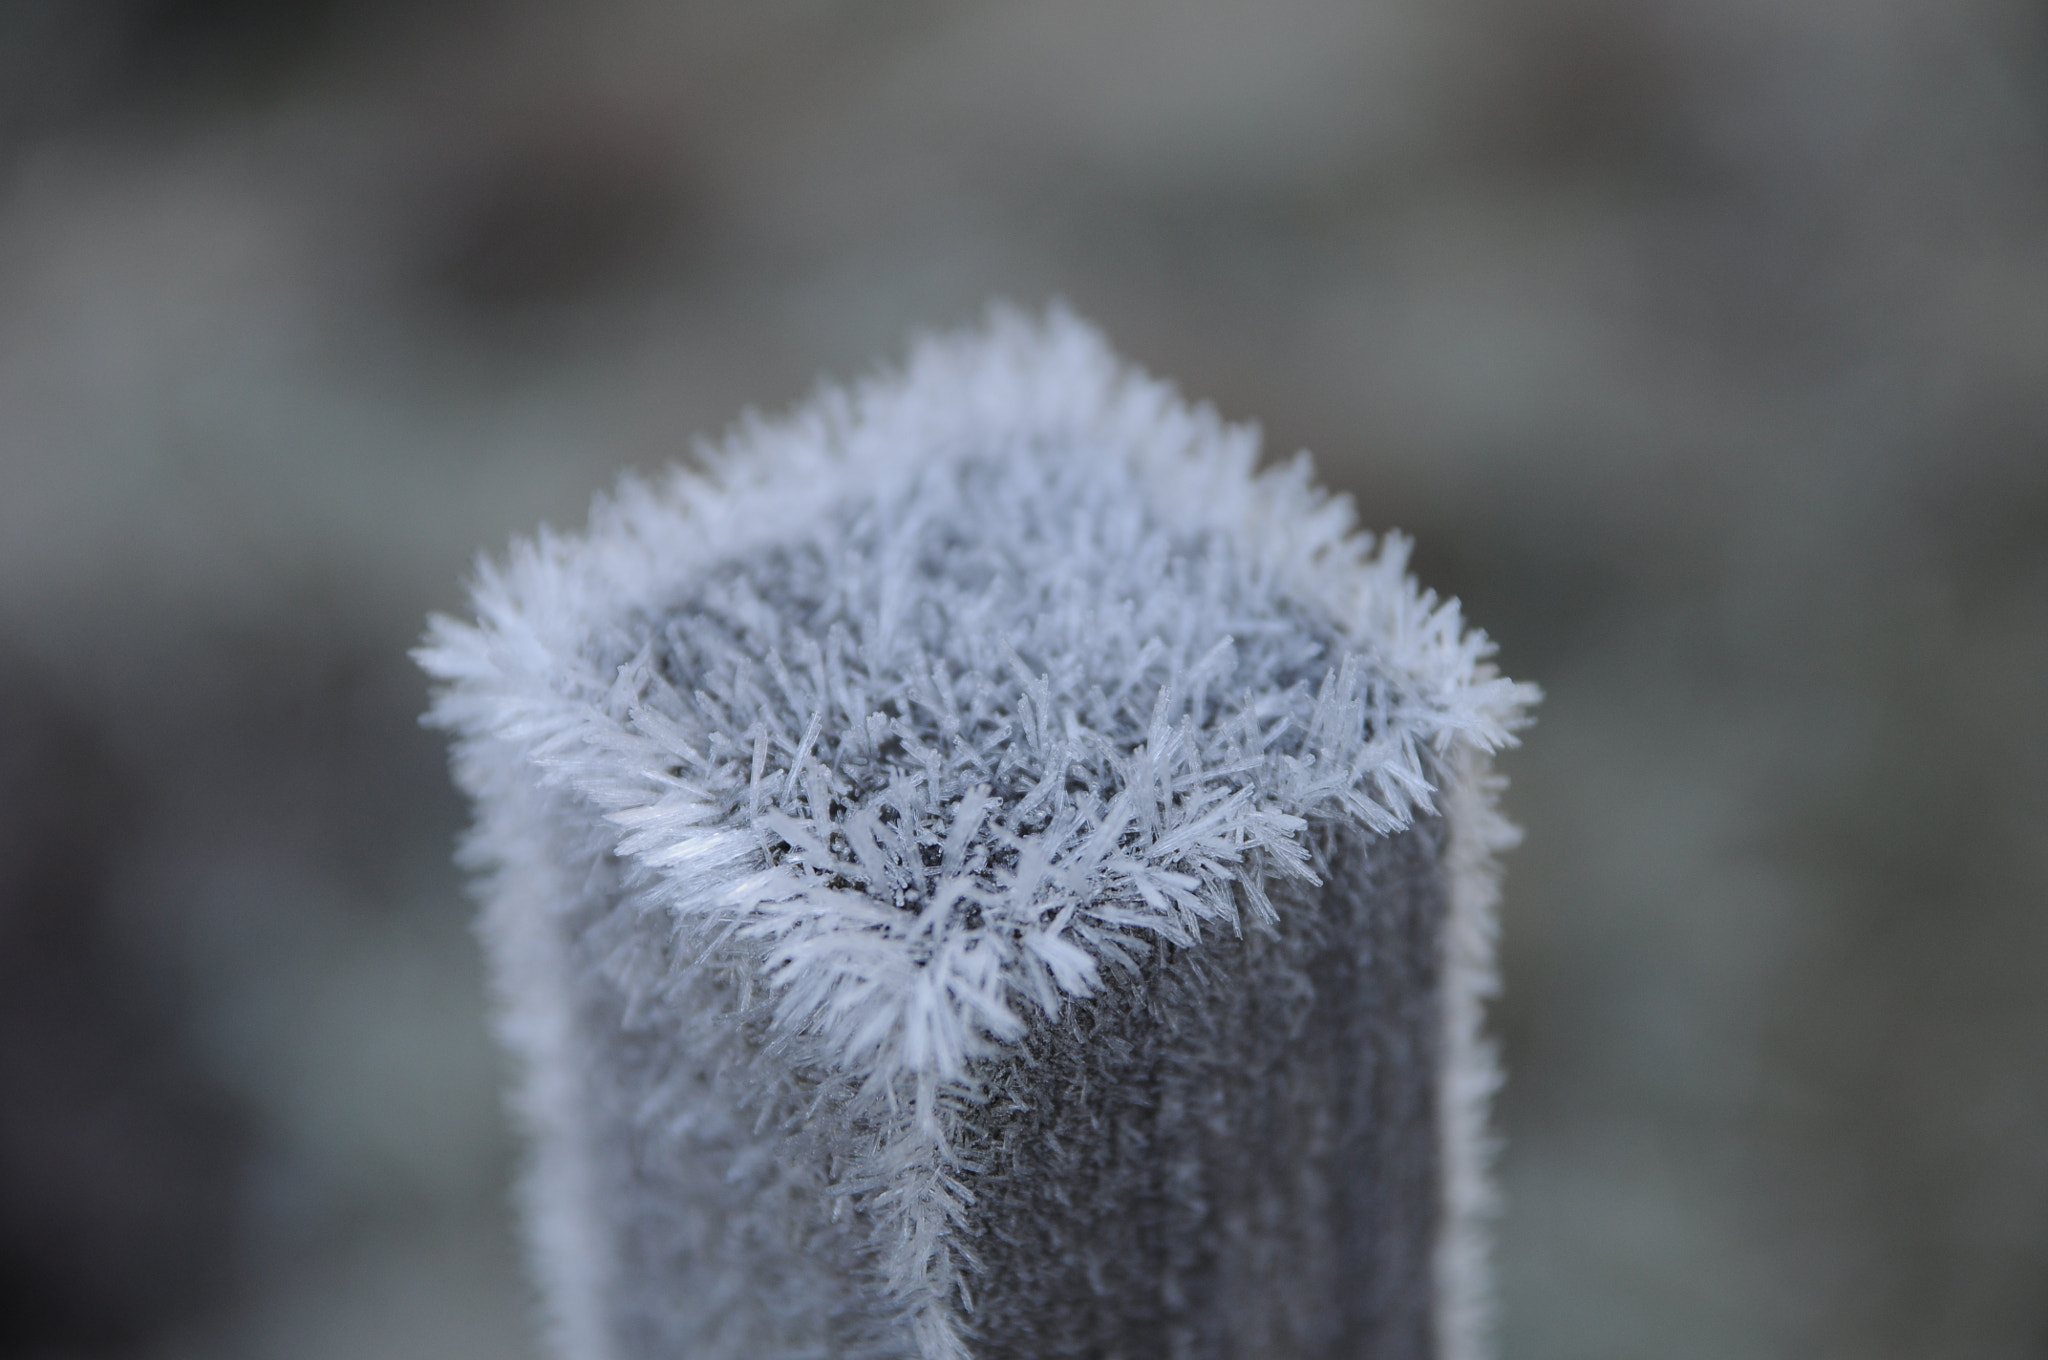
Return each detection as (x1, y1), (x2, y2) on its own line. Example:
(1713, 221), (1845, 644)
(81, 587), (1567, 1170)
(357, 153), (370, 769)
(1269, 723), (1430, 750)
(420, 309), (1534, 1360)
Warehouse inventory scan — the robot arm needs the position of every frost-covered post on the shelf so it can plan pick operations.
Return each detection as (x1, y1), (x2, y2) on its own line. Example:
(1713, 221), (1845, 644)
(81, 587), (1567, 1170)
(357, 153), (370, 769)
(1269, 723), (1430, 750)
(419, 310), (1534, 1360)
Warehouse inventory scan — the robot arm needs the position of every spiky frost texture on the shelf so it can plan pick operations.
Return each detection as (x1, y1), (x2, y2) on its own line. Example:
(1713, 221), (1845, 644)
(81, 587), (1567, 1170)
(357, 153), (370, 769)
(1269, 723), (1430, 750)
(419, 308), (1535, 1360)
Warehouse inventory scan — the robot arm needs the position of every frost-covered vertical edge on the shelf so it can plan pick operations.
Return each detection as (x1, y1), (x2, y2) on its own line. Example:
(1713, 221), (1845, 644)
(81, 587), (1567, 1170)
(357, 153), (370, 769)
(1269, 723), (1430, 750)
(1435, 740), (1520, 1360)
(452, 740), (619, 1360)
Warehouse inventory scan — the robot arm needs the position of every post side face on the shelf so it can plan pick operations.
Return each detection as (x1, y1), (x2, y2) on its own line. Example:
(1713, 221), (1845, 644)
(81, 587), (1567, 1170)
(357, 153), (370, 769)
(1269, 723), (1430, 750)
(955, 819), (1447, 1360)
(550, 844), (908, 1360)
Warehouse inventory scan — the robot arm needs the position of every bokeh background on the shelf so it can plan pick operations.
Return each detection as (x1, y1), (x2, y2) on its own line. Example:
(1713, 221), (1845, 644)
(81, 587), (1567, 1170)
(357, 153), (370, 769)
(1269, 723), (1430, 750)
(2, 1), (2044, 1357)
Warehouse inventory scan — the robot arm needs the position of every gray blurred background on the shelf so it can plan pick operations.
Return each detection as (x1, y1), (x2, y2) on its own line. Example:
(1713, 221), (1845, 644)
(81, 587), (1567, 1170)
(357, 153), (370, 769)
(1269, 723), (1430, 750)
(1, 1), (2043, 1357)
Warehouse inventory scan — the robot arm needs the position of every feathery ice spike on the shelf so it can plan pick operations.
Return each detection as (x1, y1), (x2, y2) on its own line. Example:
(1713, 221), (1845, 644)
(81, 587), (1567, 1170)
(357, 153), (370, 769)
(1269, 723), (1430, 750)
(418, 307), (1535, 1360)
